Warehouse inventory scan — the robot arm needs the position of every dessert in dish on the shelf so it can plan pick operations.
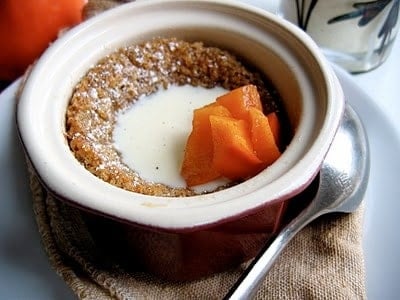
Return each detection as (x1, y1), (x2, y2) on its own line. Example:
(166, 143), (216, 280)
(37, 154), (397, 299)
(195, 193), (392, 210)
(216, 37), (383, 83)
(66, 38), (289, 197)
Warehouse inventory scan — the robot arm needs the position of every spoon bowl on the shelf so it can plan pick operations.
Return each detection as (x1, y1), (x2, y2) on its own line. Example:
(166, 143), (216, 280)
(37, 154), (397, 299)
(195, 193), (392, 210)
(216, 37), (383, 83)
(226, 104), (370, 299)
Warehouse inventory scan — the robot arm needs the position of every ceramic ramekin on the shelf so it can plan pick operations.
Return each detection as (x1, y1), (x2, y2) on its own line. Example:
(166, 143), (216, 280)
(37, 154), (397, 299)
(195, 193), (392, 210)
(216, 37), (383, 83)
(17, 0), (344, 280)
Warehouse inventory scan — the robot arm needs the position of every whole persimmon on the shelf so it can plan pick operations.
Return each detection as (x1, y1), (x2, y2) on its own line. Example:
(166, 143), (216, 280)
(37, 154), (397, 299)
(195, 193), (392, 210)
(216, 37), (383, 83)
(0, 0), (86, 81)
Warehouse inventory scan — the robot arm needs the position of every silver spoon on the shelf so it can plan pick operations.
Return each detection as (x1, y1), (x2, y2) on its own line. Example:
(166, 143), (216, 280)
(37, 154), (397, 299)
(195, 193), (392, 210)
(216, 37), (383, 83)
(225, 104), (370, 299)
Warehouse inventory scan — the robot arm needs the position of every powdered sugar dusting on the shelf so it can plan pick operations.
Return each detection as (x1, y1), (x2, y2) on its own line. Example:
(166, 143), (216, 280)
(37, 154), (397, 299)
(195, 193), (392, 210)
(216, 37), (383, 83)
(66, 38), (280, 197)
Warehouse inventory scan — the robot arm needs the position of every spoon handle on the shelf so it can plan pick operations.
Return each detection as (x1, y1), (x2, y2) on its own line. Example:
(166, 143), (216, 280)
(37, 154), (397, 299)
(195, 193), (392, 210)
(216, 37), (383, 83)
(224, 202), (323, 300)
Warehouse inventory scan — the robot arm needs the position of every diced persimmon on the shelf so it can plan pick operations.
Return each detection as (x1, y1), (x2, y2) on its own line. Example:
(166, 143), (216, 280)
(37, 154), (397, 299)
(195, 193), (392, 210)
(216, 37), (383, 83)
(248, 108), (281, 165)
(216, 85), (262, 121)
(181, 104), (231, 186)
(210, 115), (264, 180)
(191, 103), (228, 128)
(181, 85), (284, 187)
(267, 112), (280, 146)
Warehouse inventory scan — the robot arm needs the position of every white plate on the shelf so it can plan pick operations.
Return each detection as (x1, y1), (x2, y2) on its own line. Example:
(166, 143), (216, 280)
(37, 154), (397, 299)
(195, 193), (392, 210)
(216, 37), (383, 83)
(0, 80), (75, 299)
(334, 66), (400, 299)
(0, 67), (399, 298)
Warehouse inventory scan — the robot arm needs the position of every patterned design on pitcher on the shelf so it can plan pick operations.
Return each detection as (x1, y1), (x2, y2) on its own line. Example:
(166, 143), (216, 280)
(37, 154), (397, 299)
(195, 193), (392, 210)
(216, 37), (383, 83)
(295, 0), (399, 54)
(328, 0), (399, 55)
(295, 0), (319, 30)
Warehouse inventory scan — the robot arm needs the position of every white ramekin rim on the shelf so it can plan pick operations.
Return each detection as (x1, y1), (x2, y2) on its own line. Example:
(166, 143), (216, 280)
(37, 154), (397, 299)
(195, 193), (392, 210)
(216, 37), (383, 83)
(17, 0), (344, 230)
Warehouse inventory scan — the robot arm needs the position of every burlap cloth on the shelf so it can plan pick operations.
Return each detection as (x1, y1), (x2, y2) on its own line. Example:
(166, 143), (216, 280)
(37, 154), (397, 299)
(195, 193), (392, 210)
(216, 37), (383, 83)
(26, 1), (366, 299)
